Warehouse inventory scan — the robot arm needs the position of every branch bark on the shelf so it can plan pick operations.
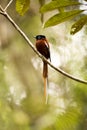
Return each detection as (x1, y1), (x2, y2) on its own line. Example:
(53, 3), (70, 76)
(0, 5), (87, 84)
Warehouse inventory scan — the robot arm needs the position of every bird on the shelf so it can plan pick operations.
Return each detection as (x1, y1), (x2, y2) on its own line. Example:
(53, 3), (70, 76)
(35, 35), (51, 103)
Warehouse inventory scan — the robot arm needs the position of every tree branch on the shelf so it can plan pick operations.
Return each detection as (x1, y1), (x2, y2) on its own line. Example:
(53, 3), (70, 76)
(0, 5), (87, 84)
(4, 0), (13, 11)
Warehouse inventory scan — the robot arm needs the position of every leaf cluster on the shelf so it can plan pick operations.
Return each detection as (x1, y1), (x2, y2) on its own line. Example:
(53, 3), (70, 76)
(40, 0), (86, 34)
(15, 0), (87, 34)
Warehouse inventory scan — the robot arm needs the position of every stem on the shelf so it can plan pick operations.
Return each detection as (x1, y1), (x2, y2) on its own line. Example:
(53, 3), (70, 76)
(4, 0), (13, 11)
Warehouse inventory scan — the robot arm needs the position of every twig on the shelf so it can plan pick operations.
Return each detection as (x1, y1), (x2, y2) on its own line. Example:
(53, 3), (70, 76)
(0, 10), (4, 15)
(4, 0), (13, 11)
(0, 5), (87, 84)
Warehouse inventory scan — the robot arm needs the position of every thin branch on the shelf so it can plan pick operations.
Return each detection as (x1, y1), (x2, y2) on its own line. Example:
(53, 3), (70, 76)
(4, 0), (13, 11)
(0, 10), (5, 15)
(0, 5), (87, 84)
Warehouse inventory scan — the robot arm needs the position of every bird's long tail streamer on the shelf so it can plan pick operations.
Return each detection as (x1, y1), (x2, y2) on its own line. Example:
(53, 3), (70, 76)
(43, 61), (48, 104)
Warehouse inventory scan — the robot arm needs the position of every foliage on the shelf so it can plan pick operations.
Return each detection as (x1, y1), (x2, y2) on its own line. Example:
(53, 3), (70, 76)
(15, 0), (87, 34)
(40, 0), (81, 12)
(55, 107), (81, 130)
(40, 0), (86, 34)
(16, 0), (30, 15)
(43, 10), (84, 28)
(70, 15), (87, 34)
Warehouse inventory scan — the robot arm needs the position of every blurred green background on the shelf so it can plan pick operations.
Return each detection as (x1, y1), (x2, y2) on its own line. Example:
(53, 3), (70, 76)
(0, 0), (87, 130)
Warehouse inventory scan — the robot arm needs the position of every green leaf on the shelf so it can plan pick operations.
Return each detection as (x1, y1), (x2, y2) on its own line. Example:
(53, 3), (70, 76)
(58, 7), (65, 13)
(40, 0), (81, 13)
(70, 15), (87, 35)
(16, 0), (30, 15)
(44, 10), (84, 28)
(55, 107), (81, 130)
(53, 0), (65, 13)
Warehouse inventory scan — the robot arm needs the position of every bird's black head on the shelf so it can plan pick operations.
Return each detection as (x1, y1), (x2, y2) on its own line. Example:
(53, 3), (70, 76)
(35, 35), (46, 40)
